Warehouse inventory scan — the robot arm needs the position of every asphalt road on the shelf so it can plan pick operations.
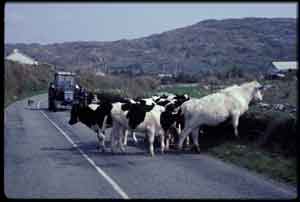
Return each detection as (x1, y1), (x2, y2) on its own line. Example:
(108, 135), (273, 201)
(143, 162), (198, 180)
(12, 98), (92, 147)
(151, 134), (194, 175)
(4, 94), (297, 199)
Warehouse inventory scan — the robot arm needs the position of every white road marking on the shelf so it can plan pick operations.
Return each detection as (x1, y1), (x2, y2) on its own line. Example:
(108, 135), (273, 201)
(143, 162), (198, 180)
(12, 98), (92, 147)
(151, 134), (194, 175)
(37, 100), (129, 199)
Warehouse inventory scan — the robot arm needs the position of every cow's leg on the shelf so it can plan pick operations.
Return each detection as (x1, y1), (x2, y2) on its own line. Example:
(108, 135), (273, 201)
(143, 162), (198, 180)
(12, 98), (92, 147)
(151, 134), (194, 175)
(231, 113), (240, 138)
(178, 123), (182, 134)
(185, 135), (190, 147)
(148, 130), (155, 157)
(175, 123), (181, 145)
(123, 130), (129, 146)
(110, 124), (119, 154)
(160, 132), (165, 154)
(97, 130), (106, 152)
(118, 127), (126, 153)
(132, 132), (138, 144)
(180, 123), (190, 148)
(93, 125), (103, 150)
(191, 129), (200, 153)
(178, 126), (195, 150)
(96, 133), (101, 150)
(165, 131), (170, 151)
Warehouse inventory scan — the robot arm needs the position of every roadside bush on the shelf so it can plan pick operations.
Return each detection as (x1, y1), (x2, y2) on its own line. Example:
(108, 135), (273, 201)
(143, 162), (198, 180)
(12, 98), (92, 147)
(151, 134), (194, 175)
(238, 109), (297, 157)
(5, 61), (53, 106)
(78, 72), (160, 98)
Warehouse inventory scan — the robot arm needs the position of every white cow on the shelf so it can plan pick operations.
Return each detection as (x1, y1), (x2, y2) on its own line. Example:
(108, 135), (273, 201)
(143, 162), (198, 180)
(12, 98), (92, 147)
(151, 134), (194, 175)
(177, 80), (263, 152)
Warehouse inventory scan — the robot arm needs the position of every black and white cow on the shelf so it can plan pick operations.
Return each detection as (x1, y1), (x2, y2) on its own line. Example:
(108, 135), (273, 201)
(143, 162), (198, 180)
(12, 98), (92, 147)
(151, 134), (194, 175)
(68, 91), (133, 152)
(68, 100), (113, 151)
(110, 101), (166, 156)
(126, 94), (189, 149)
(158, 94), (190, 149)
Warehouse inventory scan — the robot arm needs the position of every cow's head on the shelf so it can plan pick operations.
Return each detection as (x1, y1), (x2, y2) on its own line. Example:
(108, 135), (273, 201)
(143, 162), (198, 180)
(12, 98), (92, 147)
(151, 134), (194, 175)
(252, 81), (264, 103)
(139, 101), (155, 112)
(174, 94), (190, 105)
(122, 101), (155, 129)
(165, 94), (190, 113)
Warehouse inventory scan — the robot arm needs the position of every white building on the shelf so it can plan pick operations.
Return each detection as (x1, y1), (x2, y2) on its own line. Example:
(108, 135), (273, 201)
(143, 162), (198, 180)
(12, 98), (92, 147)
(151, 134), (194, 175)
(5, 49), (39, 65)
(267, 61), (297, 79)
(95, 70), (106, 76)
(157, 73), (173, 78)
(272, 61), (297, 72)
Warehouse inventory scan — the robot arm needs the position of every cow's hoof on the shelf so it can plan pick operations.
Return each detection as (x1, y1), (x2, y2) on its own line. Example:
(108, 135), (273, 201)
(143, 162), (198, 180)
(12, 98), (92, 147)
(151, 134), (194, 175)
(193, 146), (201, 153)
(175, 144), (183, 151)
(120, 148), (126, 154)
(149, 150), (155, 157)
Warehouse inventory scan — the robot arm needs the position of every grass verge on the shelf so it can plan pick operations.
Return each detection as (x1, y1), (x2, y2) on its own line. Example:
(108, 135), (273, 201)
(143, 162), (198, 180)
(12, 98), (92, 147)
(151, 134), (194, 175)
(5, 90), (48, 108)
(207, 142), (297, 186)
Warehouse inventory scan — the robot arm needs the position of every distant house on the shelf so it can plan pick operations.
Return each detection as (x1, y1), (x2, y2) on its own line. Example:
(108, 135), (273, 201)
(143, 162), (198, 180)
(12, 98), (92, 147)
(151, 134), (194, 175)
(95, 70), (106, 76)
(5, 49), (39, 65)
(267, 61), (297, 79)
(157, 73), (173, 78)
(272, 61), (297, 72)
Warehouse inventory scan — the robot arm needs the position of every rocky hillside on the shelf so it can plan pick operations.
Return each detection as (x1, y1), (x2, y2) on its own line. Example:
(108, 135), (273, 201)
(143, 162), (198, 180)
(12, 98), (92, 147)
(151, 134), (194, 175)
(5, 17), (296, 73)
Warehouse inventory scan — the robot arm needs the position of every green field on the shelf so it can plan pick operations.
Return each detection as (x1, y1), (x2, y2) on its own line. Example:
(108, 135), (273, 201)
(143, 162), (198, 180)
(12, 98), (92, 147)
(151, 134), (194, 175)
(152, 84), (212, 99)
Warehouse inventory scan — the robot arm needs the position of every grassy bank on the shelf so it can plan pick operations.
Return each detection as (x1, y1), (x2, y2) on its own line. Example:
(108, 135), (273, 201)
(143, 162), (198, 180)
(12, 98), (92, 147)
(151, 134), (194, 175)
(4, 61), (54, 107)
(5, 89), (48, 108)
(208, 142), (297, 186)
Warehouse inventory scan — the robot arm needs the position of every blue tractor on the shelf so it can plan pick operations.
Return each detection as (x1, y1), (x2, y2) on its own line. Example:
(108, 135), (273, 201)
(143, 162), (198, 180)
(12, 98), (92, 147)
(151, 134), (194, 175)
(48, 71), (80, 111)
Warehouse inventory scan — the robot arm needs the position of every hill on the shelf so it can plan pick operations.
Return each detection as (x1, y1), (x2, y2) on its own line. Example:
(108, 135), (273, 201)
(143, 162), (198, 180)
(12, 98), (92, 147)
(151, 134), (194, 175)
(5, 17), (296, 73)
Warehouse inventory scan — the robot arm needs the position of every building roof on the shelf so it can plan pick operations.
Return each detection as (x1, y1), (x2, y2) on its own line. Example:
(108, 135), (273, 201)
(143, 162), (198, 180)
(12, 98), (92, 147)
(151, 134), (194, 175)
(272, 61), (297, 71)
(158, 73), (173, 77)
(5, 49), (38, 65)
(55, 71), (76, 76)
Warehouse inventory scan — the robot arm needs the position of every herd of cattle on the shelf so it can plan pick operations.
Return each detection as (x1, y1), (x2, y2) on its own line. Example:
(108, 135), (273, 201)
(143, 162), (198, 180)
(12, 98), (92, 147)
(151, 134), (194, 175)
(68, 80), (264, 156)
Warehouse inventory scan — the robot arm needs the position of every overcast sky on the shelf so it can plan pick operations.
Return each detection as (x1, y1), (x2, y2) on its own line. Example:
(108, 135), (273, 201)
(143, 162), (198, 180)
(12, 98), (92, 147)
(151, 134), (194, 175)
(5, 2), (297, 44)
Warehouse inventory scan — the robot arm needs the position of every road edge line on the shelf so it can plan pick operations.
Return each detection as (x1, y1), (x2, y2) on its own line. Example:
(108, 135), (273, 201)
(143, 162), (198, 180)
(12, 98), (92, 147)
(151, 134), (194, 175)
(37, 100), (129, 199)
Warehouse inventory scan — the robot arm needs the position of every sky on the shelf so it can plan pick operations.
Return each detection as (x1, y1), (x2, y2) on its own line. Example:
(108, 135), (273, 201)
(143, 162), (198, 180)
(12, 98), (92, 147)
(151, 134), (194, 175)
(4, 2), (298, 44)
